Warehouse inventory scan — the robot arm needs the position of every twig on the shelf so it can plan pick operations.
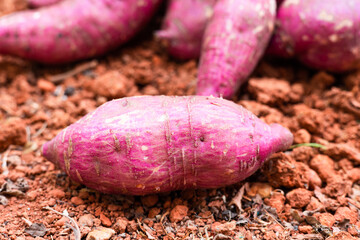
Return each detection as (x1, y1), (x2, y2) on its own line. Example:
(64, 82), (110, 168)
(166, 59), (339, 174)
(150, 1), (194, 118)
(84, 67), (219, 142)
(22, 217), (33, 226)
(1, 147), (12, 176)
(204, 226), (210, 240)
(32, 122), (48, 139)
(160, 210), (170, 223)
(160, 210), (170, 235)
(264, 209), (284, 229)
(26, 126), (31, 143)
(136, 218), (155, 239)
(49, 60), (98, 84)
(43, 206), (81, 240)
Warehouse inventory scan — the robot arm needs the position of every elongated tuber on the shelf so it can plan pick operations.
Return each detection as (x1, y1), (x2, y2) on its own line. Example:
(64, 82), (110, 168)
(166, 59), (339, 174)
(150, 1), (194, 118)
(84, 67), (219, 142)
(42, 95), (293, 195)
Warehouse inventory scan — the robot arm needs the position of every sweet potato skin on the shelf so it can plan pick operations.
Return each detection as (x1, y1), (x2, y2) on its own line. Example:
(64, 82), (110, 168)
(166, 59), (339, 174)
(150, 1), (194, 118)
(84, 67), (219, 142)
(42, 96), (293, 195)
(0, 0), (161, 64)
(197, 0), (276, 98)
(267, 0), (360, 72)
(155, 0), (216, 60)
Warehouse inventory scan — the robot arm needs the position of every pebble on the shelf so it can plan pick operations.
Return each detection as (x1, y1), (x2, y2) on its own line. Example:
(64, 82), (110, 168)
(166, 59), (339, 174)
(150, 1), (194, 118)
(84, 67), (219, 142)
(298, 225), (313, 234)
(100, 213), (112, 227)
(148, 207), (161, 218)
(294, 129), (311, 144)
(326, 231), (357, 240)
(211, 221), (236, 233)
(78, 189), (90, 199)
(113, 217), (128, 233)
(91, 71), (134, 99)
(264, 192), (285, 214)
(306, 197), (325, 211)
(37, 79), (55, 92)
(313, 213), (335, 227)
(141, 194), (158, 207)
(306, 168), (322, 189)
(334, 207), (358, 224)
(79, 214), (95, 228)
(55, 216), (68, 227)
(26, 190), (38, 201)
(49, 189), (65, 199)
(286, 188), (312, 208)
(247, 182), (273, 198)
(86, 227), (115, 240)
(71, 196), (84, 205)
(135, 206), (144, 215)
(169, 205), (188, 223)
(309, 155), (335, 181)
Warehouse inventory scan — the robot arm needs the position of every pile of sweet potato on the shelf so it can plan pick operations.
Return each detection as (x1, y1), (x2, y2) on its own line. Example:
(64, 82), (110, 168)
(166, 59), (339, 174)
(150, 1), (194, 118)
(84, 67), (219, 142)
(1, 0), (359, 195)
(1, 0), (359, 97)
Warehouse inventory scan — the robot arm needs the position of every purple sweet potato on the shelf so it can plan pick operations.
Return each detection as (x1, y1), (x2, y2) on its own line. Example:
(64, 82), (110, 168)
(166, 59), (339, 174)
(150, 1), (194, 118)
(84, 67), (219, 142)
(28, 0), (62, 8)
(0, 0), (161, 64)
(197, 0), (276, 98)
(155, 0), (216, 60)
(42, 95), (293, 195)
(267, 0), (360, 72)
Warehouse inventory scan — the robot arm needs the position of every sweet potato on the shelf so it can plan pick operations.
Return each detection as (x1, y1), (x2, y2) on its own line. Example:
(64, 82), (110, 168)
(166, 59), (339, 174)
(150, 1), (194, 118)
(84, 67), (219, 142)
(155, 0), (216, 60)
(42, 95), (293, 195)
(197, 0), (276, 98)
(28, 0), (62, 8)
(0, 0), (161, 64)
(267, 0), (360, 72)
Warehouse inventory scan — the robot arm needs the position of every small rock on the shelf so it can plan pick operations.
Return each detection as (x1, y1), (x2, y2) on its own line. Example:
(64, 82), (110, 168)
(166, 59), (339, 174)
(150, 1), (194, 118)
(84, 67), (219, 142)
(55, 216), (68, 227)
(79, 214), (95, 228)
(309, 71), (335, 91)
(27, 190), (38, 201)
(86, 227), (115, 240)
(135, 206), (144, 216)
(264, 192), (285, 214)
(49, 189), (65, 199)
(113, 217), (128, 233)
(169, 205), (188, 223)
(326, 231), (357, 240)
(208, 200), (223, 208)
(309, 155), (335, 181)
(306, 168), (322, 189)
(91, 71), (134, 99)
(126, 220), (138, 232)
(100, 213), (112, 227)
(148, 207), (161, 218)
(324, 179), (352, 197)
(298, 225), (313, 234)
(107, 204), (119, 211)
(247, 78), (291, 105)
(41, 199), (56, 207)
(141, 194), (158, 207)
(141, 85), (159, 95)
(294, 129), (311, 144)
(247, 182), (272, 198)
(286, 188), (312, 208)
(71, 196), (84, 205)
(78, 189), (90, 199)
(290, 146), (316, 163)
(211, 221), (236, 233)
(314, 213), (335, 227)
(0, 118), (27, 151)
(306, 197), (325, 211)
(37, 79), (55, 92)
(334, 207), (358, 224)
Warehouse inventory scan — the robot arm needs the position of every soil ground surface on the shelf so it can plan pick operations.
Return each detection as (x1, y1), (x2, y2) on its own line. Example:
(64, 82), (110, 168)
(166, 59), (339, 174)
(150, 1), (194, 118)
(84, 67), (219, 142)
(0, 1), (360, 240)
